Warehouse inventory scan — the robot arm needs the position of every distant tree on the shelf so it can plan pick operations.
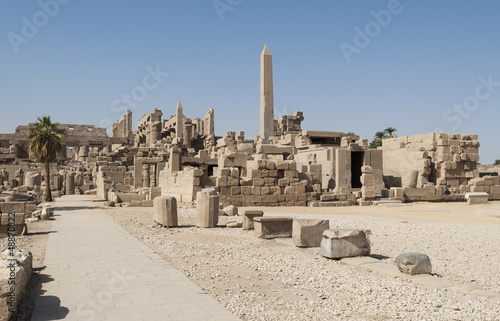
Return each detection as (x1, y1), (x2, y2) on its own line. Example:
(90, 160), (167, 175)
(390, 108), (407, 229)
(369, 127), (398, 148)
(27, 116), (66, 202)
(384, 127), (397, 138)
(369, 131), (387, 148)
(494, 159), (500, 165)
(345, 132), (356, 136)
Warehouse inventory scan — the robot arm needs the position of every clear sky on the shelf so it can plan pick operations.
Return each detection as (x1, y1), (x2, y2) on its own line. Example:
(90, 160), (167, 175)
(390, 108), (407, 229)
(1, 1), (500, 163)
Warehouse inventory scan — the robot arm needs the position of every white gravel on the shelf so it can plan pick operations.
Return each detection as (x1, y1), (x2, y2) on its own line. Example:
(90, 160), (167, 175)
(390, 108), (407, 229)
(108, 205), (500, 321)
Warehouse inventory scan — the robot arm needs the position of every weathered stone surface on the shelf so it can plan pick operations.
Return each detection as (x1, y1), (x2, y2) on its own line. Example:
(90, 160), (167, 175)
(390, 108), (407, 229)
(254, 216), (292, 239)
(0, 202), (25, 214)
(0, 249), (31, 321)
(196, 191), (219, 228)
(222, 205), (238, 216)
(396, 253), (432, 275)
(292, 219), (330, 247)
(242, 210), (264, 230)
(465, 192), (489, 205)
(320, 229), (371, 259)
(154, 196), (178, 227)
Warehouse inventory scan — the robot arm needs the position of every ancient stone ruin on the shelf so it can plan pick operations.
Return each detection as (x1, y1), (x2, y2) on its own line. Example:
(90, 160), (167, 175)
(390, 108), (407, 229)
(0, 44), (498, 210)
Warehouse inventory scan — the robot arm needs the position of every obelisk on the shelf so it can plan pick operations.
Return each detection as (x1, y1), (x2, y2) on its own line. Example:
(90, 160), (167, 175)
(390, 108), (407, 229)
(260, 44), (274, 141)
(176, 100), (184, 141)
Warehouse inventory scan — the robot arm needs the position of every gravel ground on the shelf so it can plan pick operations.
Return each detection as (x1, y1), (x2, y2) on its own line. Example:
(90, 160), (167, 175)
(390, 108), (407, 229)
(107, 203), (500, 321)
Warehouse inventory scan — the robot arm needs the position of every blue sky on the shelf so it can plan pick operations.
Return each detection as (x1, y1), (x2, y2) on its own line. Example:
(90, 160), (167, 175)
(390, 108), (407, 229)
(1, 1), (500, 163)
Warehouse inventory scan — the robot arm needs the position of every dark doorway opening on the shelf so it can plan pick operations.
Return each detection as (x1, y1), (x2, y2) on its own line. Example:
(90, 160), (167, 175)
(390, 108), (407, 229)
(351, 151), (364, 188)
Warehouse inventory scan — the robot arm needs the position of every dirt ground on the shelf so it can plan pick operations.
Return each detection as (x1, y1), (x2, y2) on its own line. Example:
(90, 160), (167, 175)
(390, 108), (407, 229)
(0, 212), (53, 321)
(106, 201), (500, 320)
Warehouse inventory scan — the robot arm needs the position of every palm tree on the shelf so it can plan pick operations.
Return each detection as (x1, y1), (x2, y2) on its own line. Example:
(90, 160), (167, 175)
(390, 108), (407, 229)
(27, 116), (66, 202)
(369, 131), (387, 148)
(384, 127), (397, 138)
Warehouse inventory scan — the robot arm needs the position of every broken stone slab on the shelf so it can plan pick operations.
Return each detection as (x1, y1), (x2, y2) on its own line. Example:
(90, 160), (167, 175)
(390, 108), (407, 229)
(222, 205), (238, 216)
(292, 219), (330, 247)
(396, 253), (432, 275)
(320, 229), (371, 259)
(254, 216), (292, 239)
(226, 221), (242, 228)
(154, 196), (178, 227)
(242, 210), (264, 230)
(465, 192), (489, 205)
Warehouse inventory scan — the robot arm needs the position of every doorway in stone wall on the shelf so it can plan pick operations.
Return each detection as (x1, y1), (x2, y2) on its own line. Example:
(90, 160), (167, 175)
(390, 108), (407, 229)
(351, 151), (364, 188)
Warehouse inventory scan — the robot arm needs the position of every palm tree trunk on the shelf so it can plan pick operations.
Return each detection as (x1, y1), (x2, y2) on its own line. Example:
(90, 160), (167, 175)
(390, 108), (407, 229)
(44, 162), (52, 202)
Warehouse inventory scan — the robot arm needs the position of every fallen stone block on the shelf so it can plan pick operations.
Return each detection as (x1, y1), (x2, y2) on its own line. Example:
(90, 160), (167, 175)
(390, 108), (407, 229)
(242, 210), (264, 230)
(465, 192), (489, 205)
(254, 216), (292, 239)
(292, 219), (330, 247)
(154, 196), (178, 227)
(222, 205), (238, 216)
(396, 253), (432, 275)
(320, 229), (371, 259)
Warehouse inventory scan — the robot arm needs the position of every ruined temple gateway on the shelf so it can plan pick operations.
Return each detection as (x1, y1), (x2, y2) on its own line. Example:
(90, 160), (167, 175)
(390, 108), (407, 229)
(0, 45), (498, 206)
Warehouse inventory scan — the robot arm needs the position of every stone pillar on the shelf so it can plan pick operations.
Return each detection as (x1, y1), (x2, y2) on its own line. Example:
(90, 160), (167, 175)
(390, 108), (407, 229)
(154, 196), (178, 227)
(15, 169), (24, 186)
(169, 147), (182, 174)
(196, 189), (219, 228)
(142, 164), (150, 188)
(260, 44), (274, 141)
(183, 123), (192, 148)
(150, 121), (162, 147)
(176, 100), (184, 141)
(204, 108), (215, 147)
(25, 172), (42, 187)
(150, 164), (156, 188)
(66, 172), (75, 195)
(360, 166), (376, 200)
(78, 145), (89, 162)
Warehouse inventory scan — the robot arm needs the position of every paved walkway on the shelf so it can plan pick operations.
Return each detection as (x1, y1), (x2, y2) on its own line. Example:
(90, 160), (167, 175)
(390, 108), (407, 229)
(32, 195), (240, 321)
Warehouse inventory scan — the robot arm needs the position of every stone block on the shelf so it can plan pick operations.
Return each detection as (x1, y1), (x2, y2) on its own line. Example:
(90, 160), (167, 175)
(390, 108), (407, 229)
(396, 253), (432, 275)
(241, 186), (252, 195)
(154, 196), (178, 227)
(223, 205), (238, 216)
(465, 192), (489, 205)
(0, 202), (25, 214)
(217, 176), (227, 187)
(242, 211), (264, 230)
(227, 177), (239, 186)
(292, 219), (330, 247)
(196, 192), (219, 228)
(254, 217), (293, 239)
(320, 229), (371, 259)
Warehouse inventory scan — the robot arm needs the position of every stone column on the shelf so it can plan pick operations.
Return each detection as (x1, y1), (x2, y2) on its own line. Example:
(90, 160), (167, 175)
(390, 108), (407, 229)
(150, 164), (156, 188)
(154, 196), (178, 227)
(142, 164), (150, 188)
(15, 169), (24, 186)
(196, 189), (219, 228)
(169, 147), (182, 174)
(66, 172), (75, 195)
